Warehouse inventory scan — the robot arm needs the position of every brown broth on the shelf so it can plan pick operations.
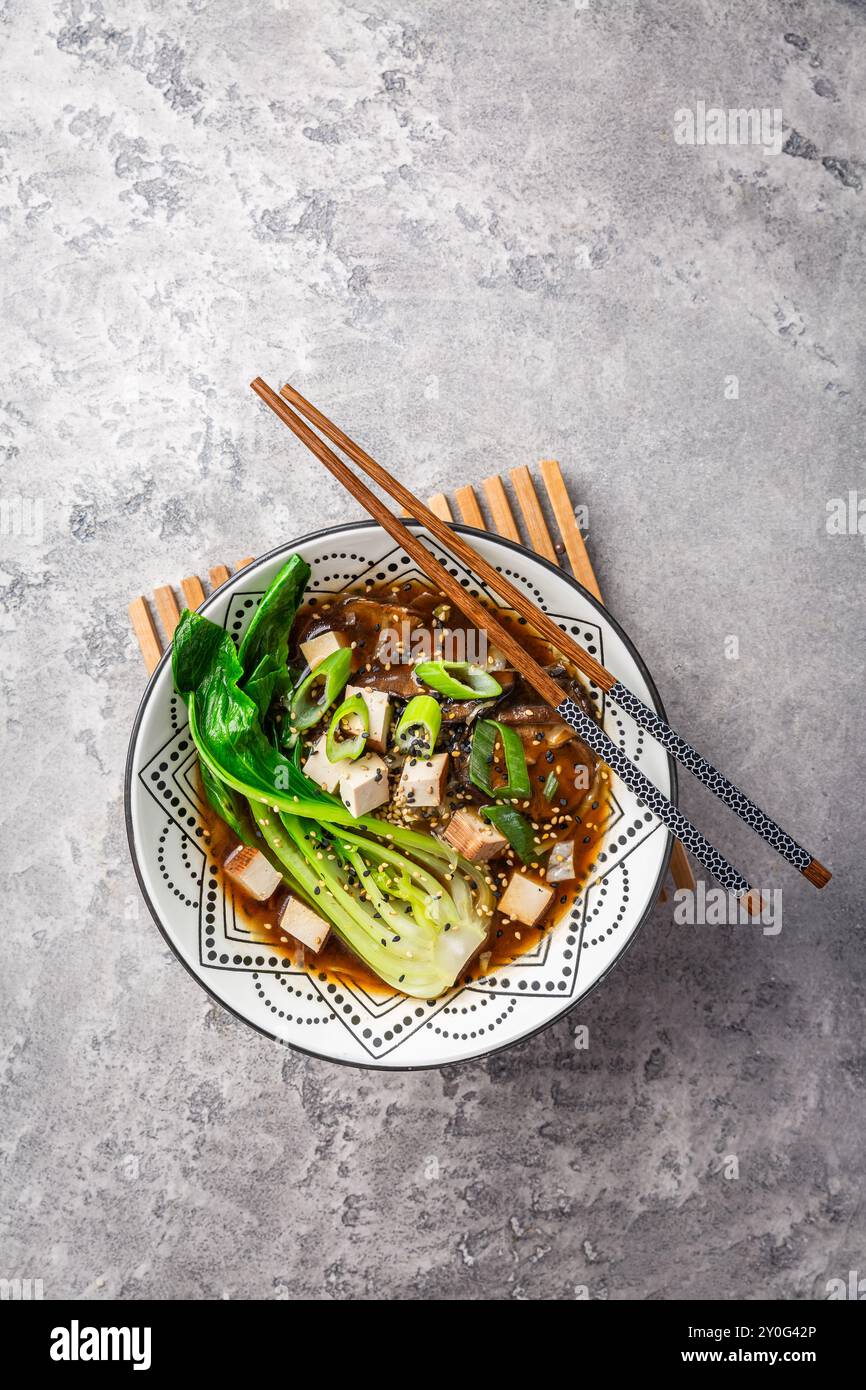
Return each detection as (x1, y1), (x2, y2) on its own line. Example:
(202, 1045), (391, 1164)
(206, 576), (612, 996)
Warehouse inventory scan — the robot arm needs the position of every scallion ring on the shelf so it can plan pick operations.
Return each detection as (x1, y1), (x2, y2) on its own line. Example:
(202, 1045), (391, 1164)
(290, 647), (352, 731)
(325, 692), (369, 762)
(395, 695), (442, 754)
(414, 659), (502, 700)
(469, 719), (531, 799)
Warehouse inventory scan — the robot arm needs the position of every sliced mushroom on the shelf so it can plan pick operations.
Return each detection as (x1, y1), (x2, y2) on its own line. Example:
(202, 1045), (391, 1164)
(518, 723), (577, 762)
(495, 703), (561, 726)
(351, 664), (421, 699)
(341, 598), (430, 664)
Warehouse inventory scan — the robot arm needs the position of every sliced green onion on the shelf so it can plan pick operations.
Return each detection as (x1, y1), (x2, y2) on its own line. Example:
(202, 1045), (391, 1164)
(480, 804), (539, 865)
(290, 647), (351, 731)
(469, 719), (496, 794)
(469, 719), (531, 799)
(395, 695), (441, 754)
(542, 771), (559, 803)
(414, 659), (502, 700)
(326, 693), (369, 763)
(492, 722), (531, 798)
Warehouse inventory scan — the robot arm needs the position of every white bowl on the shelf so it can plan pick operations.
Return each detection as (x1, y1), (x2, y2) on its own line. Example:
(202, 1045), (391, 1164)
(126, 521), (674, 1069)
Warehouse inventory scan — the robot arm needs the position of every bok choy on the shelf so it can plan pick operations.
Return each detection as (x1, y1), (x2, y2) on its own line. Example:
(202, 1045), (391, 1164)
(253, 807), (491, 997)
(173, 582), (492, 998)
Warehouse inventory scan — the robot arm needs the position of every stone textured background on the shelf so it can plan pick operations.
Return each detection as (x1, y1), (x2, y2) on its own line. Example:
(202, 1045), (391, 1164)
(2, 0), (864, 1301)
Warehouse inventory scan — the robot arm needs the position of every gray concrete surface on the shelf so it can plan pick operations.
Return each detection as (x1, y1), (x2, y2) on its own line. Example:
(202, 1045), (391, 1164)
(1, 0), (864, 1301)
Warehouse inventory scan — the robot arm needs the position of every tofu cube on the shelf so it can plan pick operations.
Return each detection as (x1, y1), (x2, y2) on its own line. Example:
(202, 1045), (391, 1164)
(345, 684), (392, 753)
(499, 872), (554, 927)
(339, 754), (390, 817)
(443, 808), (509, 862)
(397, 753), (449, 809)
(300, 630), (349, 670)
(275, 892), (330, 953)
(223, 844), (282, 902)
(546, 839), (576, 883)
(303, 733), (343, 794)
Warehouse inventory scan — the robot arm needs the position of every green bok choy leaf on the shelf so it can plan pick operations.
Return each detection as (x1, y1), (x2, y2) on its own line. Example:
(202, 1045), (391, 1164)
(237, 554), (310, 684)
(174, 608), (350, 822)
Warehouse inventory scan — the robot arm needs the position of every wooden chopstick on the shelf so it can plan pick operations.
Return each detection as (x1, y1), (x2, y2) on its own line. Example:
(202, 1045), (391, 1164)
(269, 378), (829, 892)
(253, 384), (560, 704)
(279, 393), (612, 688)
(253, 376), (766, 899)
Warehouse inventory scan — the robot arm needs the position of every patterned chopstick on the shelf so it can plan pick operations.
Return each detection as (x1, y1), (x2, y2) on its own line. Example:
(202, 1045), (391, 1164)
(252, 376), (760, 900)
(273, 378), (830, 891)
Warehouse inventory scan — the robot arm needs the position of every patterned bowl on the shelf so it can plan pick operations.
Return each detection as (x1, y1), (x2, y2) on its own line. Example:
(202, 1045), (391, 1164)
(126, 521), (674, 1069)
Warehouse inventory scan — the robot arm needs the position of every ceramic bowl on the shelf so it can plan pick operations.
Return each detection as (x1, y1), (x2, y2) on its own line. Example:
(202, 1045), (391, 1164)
(126, 521), (674, 1069)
